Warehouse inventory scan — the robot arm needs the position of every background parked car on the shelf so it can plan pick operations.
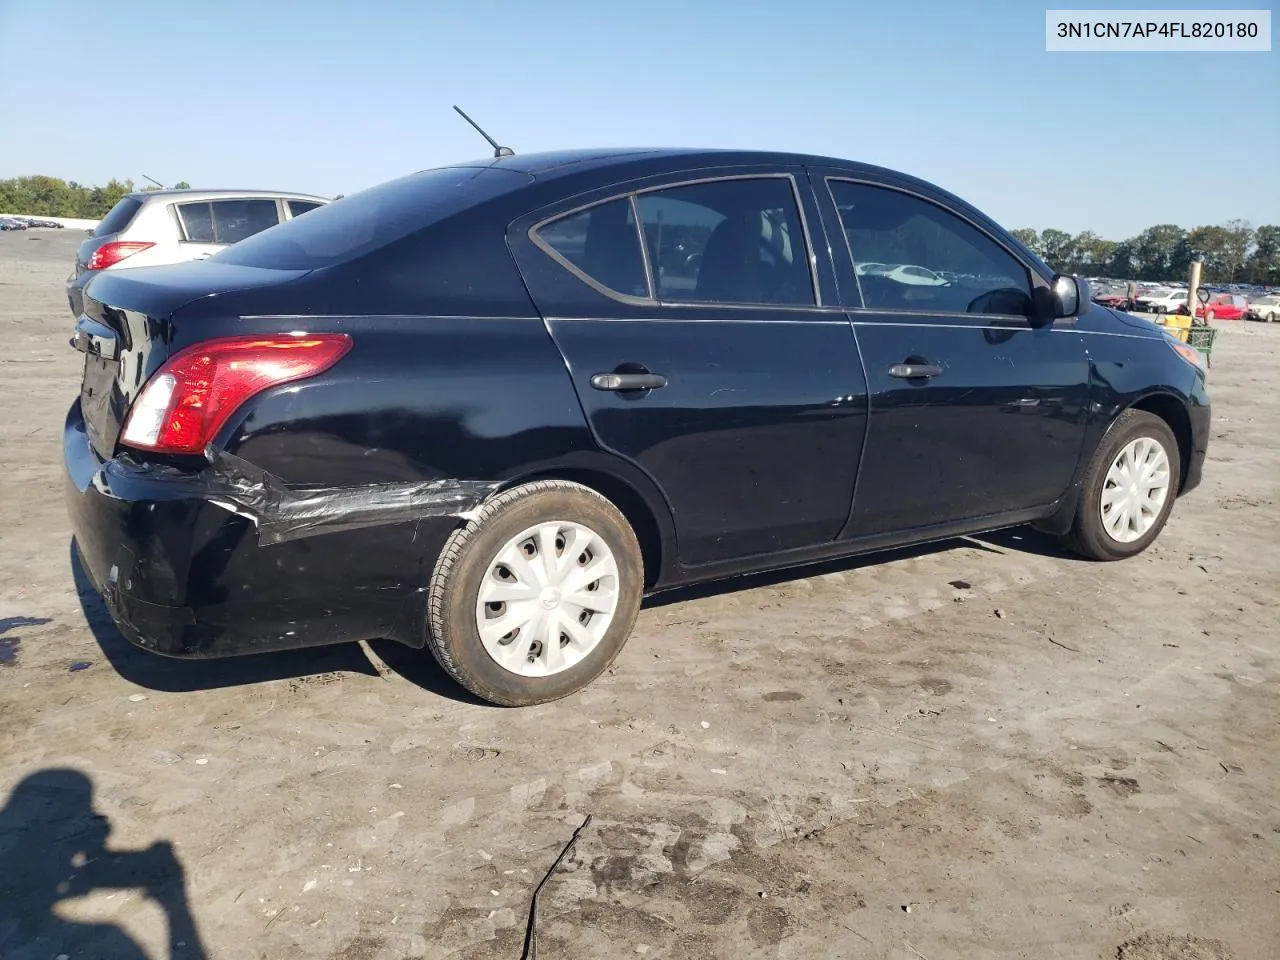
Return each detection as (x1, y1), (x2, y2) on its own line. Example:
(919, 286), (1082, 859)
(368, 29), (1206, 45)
(1247, 294), (1280, 322)
(1137, 289), (1190, 314)
(0, 217), (29, 231)
(65, 189), (328, 316)
(1196, 293), (1248, 321)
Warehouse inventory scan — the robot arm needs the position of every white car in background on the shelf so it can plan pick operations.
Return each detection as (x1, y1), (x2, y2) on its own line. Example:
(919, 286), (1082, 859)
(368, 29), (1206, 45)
(1247, 294), (1280, 322)
(66, 189), (328, 316)
(1137, 288), (1190, 314)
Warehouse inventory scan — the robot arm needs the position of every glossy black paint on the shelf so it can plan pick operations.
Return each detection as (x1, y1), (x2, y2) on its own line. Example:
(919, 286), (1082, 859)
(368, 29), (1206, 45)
(63, 148), (1210, 661)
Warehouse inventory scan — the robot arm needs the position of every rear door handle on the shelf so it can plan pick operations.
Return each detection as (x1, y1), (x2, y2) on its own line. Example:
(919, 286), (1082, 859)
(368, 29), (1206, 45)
(888, 362), (941, 380)
(590, 372), (668, 392)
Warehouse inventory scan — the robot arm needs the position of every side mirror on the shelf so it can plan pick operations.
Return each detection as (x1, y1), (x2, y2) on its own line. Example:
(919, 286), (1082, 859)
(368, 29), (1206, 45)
(1051, 274), (1089, 319)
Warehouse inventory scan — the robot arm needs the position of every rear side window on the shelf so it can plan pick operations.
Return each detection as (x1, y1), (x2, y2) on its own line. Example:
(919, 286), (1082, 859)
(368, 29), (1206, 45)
(830, 180), (1033, 318)
(216, 167), (531, 270)
(532, 177), (815, 307)
(93, 197), (143, 237)
(635, 178), (813, 306)
(178, 199), (279, 243)
(535, 198), (648, 298)
(212, 199), (279, 243)
(287, 199), (322, 218)
(178, 202), (215, 242)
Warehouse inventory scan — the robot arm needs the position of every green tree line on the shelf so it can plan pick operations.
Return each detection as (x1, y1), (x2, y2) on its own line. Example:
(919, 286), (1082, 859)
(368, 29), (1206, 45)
(1012, 220), (1279, 285)
(0, 175), (191, 218)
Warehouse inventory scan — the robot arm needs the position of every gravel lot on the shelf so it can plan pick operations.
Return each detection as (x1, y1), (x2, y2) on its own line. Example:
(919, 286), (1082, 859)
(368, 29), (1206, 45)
(1, 230), (1277, 960)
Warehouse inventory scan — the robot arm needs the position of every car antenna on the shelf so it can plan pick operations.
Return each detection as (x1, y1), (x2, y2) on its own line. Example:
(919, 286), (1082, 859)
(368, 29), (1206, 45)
(453, 106), (515, 158)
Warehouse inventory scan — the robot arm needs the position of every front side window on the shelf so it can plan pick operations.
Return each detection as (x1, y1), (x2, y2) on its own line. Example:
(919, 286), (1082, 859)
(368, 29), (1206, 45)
(830, 180), (1033, 318)
(635, 178), (813, 306)
(535, 197), (648, 298)
(211, 199), (279, 244)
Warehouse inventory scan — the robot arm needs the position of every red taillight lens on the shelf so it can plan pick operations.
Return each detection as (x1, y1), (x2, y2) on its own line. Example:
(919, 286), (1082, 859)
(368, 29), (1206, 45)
(120, 334), (352, 454)
(86, 241), (155, 270)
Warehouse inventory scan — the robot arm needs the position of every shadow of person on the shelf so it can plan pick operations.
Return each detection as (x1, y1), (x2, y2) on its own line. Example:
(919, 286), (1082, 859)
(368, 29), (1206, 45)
(0, 769), (207, 960)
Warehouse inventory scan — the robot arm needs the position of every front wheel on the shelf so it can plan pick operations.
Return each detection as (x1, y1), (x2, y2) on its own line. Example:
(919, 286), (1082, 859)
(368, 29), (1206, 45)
(1061, 410), (1181, 561)
(425, 480), (644, 706)
(1268, 312), (1277, 323)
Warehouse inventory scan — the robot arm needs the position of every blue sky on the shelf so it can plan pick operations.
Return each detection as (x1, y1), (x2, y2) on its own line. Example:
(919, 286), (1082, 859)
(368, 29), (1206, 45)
(0, 0), (1275, 238)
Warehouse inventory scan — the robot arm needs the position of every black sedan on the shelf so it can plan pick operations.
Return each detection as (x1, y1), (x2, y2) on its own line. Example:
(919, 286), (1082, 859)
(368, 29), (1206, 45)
(65, 149), (1210, 706)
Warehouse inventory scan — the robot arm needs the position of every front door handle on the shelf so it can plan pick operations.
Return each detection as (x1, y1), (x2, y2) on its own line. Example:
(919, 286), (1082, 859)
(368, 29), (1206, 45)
(590, 372), (668, 391)
(888, 362), (942, 380)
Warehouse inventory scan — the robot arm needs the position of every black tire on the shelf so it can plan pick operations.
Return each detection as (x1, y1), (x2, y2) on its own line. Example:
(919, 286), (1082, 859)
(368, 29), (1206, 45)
(1061, 410), (1181, 561)
(425, 480), (644, 706)
(1268, 312), (1277, 324)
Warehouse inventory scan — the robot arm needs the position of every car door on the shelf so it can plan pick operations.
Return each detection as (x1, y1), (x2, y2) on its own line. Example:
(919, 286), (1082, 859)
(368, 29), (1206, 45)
(814, 174), (1091, 538)
(509, 171), (869, 567)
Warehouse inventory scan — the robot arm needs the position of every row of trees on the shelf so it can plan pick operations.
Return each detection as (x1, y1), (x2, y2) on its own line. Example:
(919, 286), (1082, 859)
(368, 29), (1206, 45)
(0, 175), (190, 219)
(1011, 221), (1279, 285)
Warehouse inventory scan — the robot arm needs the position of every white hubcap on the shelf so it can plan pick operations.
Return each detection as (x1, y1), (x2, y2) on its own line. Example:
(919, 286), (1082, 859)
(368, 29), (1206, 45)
(1100, 436), (1171, 543)
(476, 521), (619, 678)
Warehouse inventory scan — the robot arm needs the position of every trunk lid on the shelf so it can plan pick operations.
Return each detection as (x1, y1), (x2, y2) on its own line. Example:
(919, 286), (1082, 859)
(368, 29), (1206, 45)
(75, 261), (309, 459)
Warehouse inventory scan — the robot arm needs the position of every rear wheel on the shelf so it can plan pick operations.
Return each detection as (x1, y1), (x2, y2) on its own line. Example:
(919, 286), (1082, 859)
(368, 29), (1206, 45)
(1061, 410), (1181, 561)
(425, 480), (643, 706)
(1206, 310), (1216, 322)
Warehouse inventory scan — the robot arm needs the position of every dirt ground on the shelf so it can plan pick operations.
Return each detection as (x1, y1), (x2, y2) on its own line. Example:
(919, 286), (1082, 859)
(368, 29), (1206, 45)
(1, 229), (1277, 960)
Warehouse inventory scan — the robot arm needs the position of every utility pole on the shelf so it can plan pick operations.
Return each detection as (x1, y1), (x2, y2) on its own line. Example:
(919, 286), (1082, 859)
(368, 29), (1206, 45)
(1188, 260), (1203, 322)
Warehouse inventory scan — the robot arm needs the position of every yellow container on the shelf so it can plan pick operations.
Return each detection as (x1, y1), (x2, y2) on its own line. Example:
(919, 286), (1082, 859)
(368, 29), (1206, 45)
(1156, 313), (1192, 343)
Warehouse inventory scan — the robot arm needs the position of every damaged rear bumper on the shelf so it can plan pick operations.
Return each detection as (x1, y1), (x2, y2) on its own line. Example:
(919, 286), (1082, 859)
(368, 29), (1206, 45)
(63, 401), (496, 658)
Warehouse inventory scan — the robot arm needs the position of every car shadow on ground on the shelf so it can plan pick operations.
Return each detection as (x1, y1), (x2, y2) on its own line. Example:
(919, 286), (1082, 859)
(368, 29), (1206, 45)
(364, 640), (494, 707)
(642, 525), (1080, 609)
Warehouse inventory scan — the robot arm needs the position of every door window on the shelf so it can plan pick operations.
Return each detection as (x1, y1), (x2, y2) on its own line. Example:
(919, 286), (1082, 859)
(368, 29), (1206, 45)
(535, 197), (648, 298)
(211, 199), (280, 243)
(829, 180), (1033, 318)
(635, 178), (813, 306)
(178, 199), (280, 244)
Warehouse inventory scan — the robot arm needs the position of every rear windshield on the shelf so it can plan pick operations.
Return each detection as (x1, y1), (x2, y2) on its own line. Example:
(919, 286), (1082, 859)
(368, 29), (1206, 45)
(93, 196), (143, 237)
(215, 166), (532, 270)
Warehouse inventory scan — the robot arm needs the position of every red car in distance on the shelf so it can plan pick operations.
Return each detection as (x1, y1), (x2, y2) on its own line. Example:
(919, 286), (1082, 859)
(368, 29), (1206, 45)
(1195, 294), (1248, 321)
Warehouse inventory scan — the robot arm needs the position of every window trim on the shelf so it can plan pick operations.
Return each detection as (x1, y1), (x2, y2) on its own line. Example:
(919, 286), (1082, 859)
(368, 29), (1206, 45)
(529, 173), (824, 311)
(824, 176), (1040, 322)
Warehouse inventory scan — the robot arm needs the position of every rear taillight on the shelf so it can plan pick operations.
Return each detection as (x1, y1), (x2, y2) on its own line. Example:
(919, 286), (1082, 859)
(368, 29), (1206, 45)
(120, 334), (352, 454)
(86, 241), (155, 270)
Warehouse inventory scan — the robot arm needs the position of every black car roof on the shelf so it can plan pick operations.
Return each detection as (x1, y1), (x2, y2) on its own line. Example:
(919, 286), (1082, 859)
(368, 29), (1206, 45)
(443, 147), (913, 185)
